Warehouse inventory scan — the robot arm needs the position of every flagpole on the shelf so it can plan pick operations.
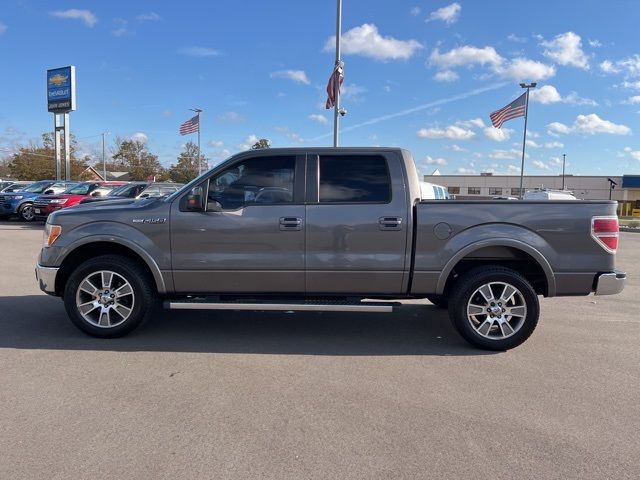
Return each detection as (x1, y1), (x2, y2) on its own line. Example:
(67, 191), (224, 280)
(333, 0), (342, 147)
(518, 83), (536, 199)
(190, 108), (203, 174)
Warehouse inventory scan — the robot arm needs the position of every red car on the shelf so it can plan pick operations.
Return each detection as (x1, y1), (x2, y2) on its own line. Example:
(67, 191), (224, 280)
(33, 181), (127, 218)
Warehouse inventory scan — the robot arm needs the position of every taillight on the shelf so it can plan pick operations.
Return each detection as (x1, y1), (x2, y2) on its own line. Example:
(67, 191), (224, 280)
(591, 216), (619, 253)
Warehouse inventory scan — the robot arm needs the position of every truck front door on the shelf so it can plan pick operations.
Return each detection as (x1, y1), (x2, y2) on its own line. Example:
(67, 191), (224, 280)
(170, 154), (306, 293)
(304, 152), (409, 295)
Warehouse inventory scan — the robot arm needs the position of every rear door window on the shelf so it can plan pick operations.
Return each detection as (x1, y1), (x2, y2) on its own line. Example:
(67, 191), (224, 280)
(318, 155), (390, 203)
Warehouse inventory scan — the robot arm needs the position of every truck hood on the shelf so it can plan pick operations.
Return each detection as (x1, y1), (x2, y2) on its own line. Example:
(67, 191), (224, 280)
(49, 197), (166, 226)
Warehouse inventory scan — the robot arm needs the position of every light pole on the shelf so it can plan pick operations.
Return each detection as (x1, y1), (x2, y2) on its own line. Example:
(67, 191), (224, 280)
(102, 132), (110, 181)
(333, 0), (343, 147)
(190, 108), (203, 174)
(518, 82), (536, 199)
(561, 153), (566, 190)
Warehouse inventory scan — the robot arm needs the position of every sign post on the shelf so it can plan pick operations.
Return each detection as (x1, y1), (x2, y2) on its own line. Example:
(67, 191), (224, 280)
(47, 66), (76, 180)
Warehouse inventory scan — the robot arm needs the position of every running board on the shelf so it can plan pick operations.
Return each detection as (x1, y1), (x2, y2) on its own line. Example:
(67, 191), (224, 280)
(164, 300), (394, 313)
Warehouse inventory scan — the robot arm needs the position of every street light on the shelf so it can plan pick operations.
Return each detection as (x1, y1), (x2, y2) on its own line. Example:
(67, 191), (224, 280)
(517, 82), (537, 199)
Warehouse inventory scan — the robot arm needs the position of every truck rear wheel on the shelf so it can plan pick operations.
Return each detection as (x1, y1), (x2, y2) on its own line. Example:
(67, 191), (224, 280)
(63, 255), (157, 338)
(448, 266), (539, 350)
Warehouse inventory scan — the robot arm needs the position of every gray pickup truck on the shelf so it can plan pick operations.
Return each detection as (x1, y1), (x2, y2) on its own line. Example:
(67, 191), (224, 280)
(35, 147), (626, 350)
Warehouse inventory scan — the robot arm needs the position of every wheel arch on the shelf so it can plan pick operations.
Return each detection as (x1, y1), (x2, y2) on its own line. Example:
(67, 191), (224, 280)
(436, 239), (556, 297)
(55, 239), (168, 296)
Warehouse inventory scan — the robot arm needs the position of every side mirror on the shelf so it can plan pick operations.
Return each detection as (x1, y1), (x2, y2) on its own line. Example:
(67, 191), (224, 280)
(139, 193), (149, 198)
(44, 189), (54, 194)
(186, 186), (205, 211)
(91, 191), (100, 197)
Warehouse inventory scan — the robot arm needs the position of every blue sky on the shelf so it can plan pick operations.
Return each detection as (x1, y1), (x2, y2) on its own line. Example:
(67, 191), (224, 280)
(1, 0), (639, 176)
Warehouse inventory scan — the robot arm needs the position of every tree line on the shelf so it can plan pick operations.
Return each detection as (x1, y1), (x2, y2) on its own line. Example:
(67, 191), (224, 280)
(0, 135), (272, 183)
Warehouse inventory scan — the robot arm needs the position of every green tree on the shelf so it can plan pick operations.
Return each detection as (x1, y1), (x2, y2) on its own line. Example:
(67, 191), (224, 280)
(111, 137), (165, 181)
(169, 141), (207, 183)
(251, 138), (271, 149)
(8, 133), (87, 180)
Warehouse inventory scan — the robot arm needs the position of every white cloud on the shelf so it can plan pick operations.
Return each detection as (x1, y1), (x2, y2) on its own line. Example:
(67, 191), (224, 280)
(410, 6), (421, 16)
(430, 45), (503, 69)
(270, 69), (310, 85)
(433, 70), (459, 82)
(111, 18), (129, 37)
(137, 12), (160, 22)
(238, 134), (259, 151)
(623, 95), (640, 105)
(530, 85), (597, 105)
(599, 55), (640, 77)
(544, 141), (564, 149)
(526, 139), (541, 148)
(0, 22), (6, 35)
(179, 47), (221, 57)
(547, 114), (631, 136)
(308, 114), (328, 124)
(426, 3), (461, 24)
(424, 156), (448, 165)
(484, 127), (513, 142)
(341, 83), (367, 100)
(541, 32), (589, 69)
(50, 9), (97, 27)
(208, 140), (224, 148)
(496, 58), (556, 81)
(623, 147), (640, 161)
(489, 149), (522, 160)
(131, 132), (148, 143)
(457, 118), (485, 128)
(324, 24), (422, 61)
(417, 125), (475, 140)
(532, 160), (551, 170)
(506, 164), (521, 174)
(588, 39), (602, 48)
(448, 144), (467, 152)
(218, 111), (245, 123)
(457, 167), (476, 174)
(507, 34), (527, 43)
(620, 80), (640, 90)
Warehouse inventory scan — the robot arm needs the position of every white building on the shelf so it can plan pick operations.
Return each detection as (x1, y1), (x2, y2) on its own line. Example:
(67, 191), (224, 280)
(425, 173), (640, 216)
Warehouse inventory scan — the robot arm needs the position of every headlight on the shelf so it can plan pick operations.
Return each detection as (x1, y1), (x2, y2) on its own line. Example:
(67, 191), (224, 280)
(50, 198), (68, 204)
(13, 195), (23, 200)
(43, 224), (62, 247)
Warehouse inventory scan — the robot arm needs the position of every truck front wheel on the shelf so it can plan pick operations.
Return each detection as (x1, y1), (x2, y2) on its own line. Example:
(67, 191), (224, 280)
(63, 255), (157, 338)
(448, 266), (539, 350)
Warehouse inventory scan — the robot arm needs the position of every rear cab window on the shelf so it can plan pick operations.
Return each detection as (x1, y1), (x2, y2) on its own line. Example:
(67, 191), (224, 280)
(318, 155), (391, 203)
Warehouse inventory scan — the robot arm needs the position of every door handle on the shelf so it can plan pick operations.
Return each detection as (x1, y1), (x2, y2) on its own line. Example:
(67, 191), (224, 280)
(379, 216), (403, 231)
(279, 217), (302, 231)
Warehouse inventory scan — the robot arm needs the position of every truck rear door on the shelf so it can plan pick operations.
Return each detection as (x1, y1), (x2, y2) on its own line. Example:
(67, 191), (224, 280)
(304, 152), (408, 295)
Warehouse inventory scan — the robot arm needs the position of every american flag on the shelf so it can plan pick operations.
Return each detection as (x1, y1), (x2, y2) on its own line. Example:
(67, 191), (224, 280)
(325, 62), (344, 109)
(490, 92), (527, 128)
(179, 115), (199, 135)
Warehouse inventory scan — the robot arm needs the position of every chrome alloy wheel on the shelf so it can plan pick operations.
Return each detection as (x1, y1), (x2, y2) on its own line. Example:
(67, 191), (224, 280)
(75, 270), (135, 328)
(21, 204), (35, 221)
(466, 281), (527, 340)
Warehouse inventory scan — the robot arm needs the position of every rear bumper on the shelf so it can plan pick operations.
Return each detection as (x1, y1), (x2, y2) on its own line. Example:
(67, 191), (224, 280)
(35, 263), (59, 295)
(594, 271), (626, 296)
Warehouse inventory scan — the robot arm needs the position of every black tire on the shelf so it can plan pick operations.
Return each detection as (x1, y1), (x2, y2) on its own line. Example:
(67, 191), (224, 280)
(63, 254), (157, 338)
(18, 203), (35, 222)
(426, 294), (448, 309)
(448, 266), (539, 351)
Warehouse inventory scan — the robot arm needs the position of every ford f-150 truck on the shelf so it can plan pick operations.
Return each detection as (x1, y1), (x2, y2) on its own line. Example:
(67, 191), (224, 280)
(35, 148), (626, 350)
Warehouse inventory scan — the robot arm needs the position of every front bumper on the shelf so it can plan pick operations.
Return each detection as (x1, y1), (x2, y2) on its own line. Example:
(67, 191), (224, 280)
(594, 271), (626, 296)
(35, 263), (59, 295)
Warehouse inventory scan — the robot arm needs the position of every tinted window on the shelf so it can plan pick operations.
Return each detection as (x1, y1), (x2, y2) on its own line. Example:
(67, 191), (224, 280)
(468, 187), (480, 195)
(489, 187), (502, 196)
(22, 182), (52, 193)
(319, 155), (390, 203)
(208, 156), (295, 210)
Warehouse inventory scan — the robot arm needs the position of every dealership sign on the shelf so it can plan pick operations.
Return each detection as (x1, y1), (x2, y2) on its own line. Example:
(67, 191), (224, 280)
(47, 66), (76, 113)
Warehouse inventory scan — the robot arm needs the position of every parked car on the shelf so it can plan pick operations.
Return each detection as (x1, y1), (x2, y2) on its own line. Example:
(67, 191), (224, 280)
(36, 147), (625, 350)
(79, 182), (183, 205)
(0, 180), (78, 221)
(523, 189), (577, 200)
(33, 181), (127, 219)
(0, 181), (32, 193)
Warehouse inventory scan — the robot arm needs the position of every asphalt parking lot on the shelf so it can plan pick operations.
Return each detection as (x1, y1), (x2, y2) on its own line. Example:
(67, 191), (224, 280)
(0, 220), (638, 480)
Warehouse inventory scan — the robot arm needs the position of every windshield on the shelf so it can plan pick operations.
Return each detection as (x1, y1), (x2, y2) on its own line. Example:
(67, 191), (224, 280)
(109, 184), (145, 197)
(64, 183), (94, 195)
(21, 182), (52, 193)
